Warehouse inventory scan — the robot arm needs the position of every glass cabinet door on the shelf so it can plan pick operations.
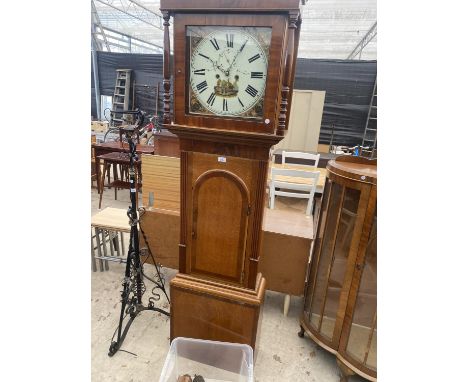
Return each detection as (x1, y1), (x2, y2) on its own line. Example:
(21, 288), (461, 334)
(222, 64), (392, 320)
(343, 206), (377, 371)
(305, 179), (362, 342)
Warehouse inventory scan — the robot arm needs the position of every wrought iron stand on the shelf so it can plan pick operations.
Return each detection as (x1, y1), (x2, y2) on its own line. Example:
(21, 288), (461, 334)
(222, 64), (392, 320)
(108, 125), (170, 357)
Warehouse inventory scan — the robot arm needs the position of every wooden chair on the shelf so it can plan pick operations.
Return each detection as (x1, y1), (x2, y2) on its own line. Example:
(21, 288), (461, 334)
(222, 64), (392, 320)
(269, 168), (320, 216)
(281, 151), (320, 167)
(97, 152), (142, 209)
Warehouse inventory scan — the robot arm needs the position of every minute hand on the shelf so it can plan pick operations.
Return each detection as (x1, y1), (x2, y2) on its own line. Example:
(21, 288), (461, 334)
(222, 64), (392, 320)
(228, 39), (248, 72)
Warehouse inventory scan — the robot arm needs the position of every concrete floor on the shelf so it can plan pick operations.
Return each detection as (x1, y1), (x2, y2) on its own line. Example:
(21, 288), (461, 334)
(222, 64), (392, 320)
(91, 183), (366, 382)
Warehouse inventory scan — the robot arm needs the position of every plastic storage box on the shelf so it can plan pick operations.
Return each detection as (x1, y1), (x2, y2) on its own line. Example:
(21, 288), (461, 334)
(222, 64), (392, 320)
(159, 337), (254, 382)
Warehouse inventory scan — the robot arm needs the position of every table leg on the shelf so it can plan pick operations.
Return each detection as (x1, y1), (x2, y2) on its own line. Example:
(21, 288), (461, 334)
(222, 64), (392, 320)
(91, 231), (97, 272)
(99, 160), (107, 209)
(283, 294), (291, 316)
(113, 164), (118, 200)
(101, 230), (109, 271)
(108, 230), (115, 258)
(95, 157), (101, 194)
(94, 227), (104, 272)
(115, 231), (121, 257)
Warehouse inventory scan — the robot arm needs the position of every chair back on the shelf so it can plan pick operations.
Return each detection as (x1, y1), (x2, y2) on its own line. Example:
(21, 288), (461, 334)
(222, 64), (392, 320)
(281, 151), (320, 167)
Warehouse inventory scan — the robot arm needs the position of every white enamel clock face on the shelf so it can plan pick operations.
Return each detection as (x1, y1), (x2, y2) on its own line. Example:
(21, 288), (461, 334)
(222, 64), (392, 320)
(188, 27), (271, 119)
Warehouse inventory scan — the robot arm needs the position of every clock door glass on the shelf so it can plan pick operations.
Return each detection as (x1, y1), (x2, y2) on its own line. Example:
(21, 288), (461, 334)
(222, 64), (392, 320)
(187, 26), (272, 119)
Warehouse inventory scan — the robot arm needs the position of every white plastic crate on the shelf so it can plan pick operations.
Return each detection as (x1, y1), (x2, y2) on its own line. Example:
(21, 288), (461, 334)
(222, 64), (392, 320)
(159, 337), (254, 382)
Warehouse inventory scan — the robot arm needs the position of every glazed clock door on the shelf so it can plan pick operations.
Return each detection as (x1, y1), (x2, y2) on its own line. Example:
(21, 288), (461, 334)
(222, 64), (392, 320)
(190, 167), (251, 285)
(172, 13), (288, 133)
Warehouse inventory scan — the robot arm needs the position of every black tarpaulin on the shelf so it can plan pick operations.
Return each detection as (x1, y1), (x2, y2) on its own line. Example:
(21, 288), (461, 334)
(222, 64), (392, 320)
(293, 58), (376, 146)
(91, 52), (376, 146)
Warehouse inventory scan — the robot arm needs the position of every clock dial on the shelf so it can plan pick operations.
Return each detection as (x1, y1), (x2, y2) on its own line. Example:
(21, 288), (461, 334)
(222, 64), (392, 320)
(188, 27), (272, 119)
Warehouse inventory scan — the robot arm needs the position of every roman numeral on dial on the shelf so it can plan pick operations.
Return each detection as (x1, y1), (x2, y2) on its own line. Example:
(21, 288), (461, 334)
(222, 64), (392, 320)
(238, 98), (244, 107)
(226, 34), (234, 48)
(245, 85), (258, 97)
(196, 80), (208, 93)
(251, 71), (263, 79)
(210, 38), (220, 50)
(223, 99), (228, 111)
(194, 69), (205, 75)
(248, 53), (260, 63)
(207, 92), (216, 106)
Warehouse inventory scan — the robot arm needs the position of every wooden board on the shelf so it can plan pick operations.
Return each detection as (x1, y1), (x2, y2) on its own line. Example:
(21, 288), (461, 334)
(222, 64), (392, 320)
(259, 231), (311, 296)
(262, 205), (314, 239)
(138, 207), (180, 270)
(91, 121), (109, 133)
(268, 162), (327, 193)
(141, 154), (180, 211)
(274, 90), (325, 152)
(91, 207), (131, 232)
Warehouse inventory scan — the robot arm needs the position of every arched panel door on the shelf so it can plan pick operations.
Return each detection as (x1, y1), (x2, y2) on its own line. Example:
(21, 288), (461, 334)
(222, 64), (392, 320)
(191, 169), (250, 284)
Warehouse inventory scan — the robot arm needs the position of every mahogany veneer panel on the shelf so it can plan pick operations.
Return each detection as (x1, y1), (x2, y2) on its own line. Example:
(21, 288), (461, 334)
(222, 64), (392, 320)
(170, 274), (265, 351)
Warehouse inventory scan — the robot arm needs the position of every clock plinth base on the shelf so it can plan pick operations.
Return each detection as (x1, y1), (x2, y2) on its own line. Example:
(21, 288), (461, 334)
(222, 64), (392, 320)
(170, 273), (265, 351)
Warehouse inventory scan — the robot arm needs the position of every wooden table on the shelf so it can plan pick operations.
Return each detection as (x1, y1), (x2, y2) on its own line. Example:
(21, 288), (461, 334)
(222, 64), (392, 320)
(92, 142), (154, 193)
(268, 162), (327, 193)
(96, 152), (142, 209)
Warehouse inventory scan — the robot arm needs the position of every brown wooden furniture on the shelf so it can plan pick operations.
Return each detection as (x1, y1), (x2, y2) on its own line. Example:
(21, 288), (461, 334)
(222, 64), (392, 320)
(299, 155), (377, 381)
(273, 148), (337, 168)
(268, 162), (327, 194)
(153, 129), (180, 157)
(141, 154), (180, 211)
(139, 207), (180, 270)
(160, 0), (302, 351)
(260, 206), (314, 315)
(97, 152), (142, 209)
(92, 142), (154, 193)
(170, 273), (265, 350)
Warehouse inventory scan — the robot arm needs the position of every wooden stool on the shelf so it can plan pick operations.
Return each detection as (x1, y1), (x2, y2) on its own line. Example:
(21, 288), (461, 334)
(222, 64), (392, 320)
(97, 152), (142, 209)
(91, 207), (131, 271)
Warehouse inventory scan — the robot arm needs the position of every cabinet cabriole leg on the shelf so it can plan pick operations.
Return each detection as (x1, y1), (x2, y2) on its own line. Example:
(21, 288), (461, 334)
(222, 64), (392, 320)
(298, 324), (305, 338)
(337, 358), (354, 382)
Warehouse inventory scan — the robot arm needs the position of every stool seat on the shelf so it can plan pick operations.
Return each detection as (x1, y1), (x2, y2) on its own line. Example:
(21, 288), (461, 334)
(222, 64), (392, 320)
(91, 208), (130, 272)
(91, 207), (131, 233)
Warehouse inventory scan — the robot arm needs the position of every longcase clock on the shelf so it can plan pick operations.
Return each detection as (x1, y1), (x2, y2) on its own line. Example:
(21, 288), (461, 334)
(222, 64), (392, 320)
(160, 0), (303, 350)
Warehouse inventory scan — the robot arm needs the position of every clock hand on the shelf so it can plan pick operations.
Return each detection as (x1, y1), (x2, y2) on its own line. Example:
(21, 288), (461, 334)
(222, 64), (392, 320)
(202, 54), (228, 75)
(228, 39), (248, 73)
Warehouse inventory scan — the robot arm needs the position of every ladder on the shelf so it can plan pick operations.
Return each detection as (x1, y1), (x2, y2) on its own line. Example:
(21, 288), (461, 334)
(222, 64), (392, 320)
(361, 78), (377, 158)
(111, 69), (132, 126)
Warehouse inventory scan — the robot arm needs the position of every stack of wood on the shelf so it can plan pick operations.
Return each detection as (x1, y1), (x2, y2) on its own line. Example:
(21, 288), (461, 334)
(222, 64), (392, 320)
(91, 121), (109, 134)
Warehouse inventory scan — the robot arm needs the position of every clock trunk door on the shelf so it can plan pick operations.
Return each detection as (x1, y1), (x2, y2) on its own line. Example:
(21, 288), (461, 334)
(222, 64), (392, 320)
(190, 168), (250, 285)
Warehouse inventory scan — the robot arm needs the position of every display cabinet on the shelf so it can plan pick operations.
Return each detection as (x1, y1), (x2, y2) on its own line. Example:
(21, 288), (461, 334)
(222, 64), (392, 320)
(299, 155), (377, 381)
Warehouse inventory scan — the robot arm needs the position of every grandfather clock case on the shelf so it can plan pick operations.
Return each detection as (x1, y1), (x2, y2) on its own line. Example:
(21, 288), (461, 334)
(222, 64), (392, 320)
(160, 0), (302, 350)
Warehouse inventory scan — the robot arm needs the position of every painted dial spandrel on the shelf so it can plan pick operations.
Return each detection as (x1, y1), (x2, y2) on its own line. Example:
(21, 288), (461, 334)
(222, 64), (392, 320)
(187, 26), (272, 119)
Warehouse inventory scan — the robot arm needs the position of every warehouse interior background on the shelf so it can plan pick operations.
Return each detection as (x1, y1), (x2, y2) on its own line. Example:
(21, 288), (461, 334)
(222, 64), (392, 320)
(1, 1), (467, 381)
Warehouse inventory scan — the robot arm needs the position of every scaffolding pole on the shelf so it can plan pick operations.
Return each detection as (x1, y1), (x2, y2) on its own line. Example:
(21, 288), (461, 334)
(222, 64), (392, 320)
(91, 40), (101, 119)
